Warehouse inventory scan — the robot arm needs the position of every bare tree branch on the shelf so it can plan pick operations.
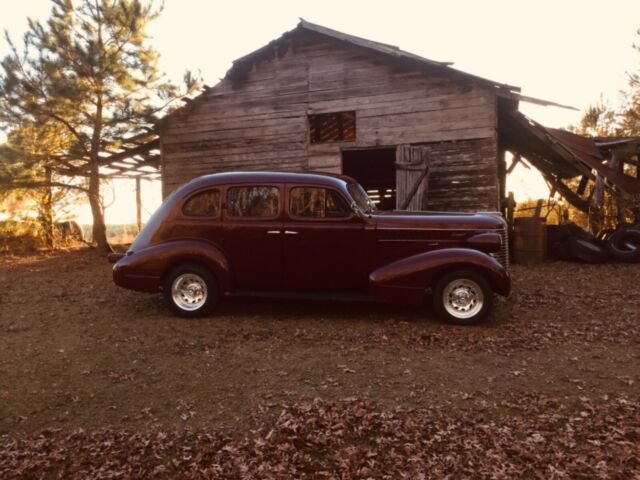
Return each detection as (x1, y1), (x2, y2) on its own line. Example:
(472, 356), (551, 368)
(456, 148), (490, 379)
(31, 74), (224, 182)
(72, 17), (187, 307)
(0, 180), (89, 193)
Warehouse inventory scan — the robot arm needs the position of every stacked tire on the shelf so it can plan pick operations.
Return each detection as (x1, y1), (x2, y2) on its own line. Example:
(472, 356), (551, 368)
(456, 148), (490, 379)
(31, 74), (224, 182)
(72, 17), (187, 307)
(547, 222), (640, 263)
(547, 223), (608, 263)
(605, 225), (640, 262)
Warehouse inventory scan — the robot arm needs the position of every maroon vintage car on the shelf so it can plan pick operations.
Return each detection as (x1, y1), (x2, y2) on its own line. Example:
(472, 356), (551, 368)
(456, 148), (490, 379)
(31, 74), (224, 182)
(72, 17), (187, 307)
(111, 172), (510, 324)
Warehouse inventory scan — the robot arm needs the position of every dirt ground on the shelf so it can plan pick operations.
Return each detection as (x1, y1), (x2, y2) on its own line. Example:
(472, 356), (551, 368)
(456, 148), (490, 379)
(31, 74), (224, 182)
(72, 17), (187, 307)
(0, 248), (639, 478)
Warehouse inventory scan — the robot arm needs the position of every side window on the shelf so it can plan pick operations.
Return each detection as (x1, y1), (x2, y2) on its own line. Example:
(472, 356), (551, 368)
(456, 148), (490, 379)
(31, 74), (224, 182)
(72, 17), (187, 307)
(289, 187), (351, 219)
(182, 189), (220, 217)
(226, 186), (280, 218)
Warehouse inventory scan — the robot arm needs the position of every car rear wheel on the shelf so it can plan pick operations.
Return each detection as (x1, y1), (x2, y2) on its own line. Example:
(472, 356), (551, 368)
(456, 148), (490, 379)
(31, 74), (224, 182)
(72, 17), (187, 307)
(433, 270), (493, 325)
(163, 263), (218, 318)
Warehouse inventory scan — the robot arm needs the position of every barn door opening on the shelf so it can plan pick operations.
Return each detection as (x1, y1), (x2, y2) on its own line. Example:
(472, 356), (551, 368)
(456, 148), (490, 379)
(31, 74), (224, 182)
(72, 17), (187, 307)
(342, 148), (396, 210)
(395, 145), (431, 211)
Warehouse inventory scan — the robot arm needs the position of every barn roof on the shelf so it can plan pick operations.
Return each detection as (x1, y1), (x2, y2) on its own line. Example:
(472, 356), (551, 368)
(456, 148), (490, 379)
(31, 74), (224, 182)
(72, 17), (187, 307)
(229, 19), (455, 76)
(499, 107), (640, 211)
(227, 19), (522, 93)
(162, 19), (575, 126)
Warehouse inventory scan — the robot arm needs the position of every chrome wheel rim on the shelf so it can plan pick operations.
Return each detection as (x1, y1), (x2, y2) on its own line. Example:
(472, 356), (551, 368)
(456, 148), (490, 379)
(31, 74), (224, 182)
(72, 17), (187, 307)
(442, 278), (484, 319)
(171, 273), (207, 311)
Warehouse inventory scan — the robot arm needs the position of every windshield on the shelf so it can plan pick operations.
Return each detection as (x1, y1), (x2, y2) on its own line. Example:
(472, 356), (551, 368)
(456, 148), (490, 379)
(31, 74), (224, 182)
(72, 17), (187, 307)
(347, 183), (377, 214)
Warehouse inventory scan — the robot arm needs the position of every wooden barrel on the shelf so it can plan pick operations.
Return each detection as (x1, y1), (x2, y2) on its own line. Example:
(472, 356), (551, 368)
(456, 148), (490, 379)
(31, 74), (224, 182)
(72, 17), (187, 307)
(513, 217), (547, 264)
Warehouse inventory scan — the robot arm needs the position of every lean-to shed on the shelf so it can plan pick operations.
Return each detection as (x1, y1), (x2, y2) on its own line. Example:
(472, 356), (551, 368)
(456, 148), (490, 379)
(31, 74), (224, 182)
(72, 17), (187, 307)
(158, 20), (566, 212)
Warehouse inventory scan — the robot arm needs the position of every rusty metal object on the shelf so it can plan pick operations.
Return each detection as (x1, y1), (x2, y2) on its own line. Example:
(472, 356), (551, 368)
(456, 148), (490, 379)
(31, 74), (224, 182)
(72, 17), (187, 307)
(513, 217), (547, 264)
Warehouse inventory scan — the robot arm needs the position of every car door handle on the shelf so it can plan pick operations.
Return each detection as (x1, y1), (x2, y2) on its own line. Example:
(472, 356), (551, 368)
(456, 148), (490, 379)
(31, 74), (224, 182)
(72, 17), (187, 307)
(266, 230), (281, 235)
(284, 230), (299, 235)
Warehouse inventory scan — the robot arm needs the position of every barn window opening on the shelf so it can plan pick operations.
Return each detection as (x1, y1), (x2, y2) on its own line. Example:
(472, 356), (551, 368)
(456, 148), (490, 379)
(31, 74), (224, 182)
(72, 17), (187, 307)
(309, 111), (356, 144)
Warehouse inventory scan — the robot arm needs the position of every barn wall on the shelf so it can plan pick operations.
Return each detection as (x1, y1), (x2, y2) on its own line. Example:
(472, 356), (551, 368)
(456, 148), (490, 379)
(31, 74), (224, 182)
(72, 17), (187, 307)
(422, 137), (498, 212)
(161, 35), (499, 210)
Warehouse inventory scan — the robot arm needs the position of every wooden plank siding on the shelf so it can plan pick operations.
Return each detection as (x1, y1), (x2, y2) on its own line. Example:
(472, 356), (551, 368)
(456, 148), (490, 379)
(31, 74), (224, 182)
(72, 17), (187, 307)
(421, 138), (498, 212)
(161, 35), (500, 211)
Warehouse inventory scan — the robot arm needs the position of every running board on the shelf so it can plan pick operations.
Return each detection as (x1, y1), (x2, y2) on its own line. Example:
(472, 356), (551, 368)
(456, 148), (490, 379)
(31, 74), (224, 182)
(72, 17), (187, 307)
(228, 290), (375, 303)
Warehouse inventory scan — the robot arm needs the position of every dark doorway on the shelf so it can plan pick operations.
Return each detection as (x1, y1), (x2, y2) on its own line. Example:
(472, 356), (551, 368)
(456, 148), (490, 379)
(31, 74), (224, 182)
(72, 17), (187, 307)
(342, 148), (397, 210)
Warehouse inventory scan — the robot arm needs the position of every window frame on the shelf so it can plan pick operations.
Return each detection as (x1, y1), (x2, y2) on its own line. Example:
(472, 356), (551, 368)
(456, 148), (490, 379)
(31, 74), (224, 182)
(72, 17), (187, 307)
(224, 184), (282, 220)
(287, 185), (354, 222)
(308, 111), (356, 144)
(181, 188), (221, 219)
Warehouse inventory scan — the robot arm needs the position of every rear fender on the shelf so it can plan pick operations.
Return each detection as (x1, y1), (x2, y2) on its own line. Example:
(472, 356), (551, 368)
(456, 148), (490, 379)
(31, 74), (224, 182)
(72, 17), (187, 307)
(369, 248), (510, 306)
(113, 239), (232, 294)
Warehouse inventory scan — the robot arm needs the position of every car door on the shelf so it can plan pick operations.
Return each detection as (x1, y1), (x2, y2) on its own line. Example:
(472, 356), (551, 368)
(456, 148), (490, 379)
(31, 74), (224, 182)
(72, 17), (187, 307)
(282, 184), (369, 293)
(222, 184), (283, 290)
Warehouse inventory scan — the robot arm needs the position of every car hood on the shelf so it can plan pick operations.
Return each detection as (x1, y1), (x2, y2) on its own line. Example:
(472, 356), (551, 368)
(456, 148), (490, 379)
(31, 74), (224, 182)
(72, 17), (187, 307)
(372, 210), (506, 231)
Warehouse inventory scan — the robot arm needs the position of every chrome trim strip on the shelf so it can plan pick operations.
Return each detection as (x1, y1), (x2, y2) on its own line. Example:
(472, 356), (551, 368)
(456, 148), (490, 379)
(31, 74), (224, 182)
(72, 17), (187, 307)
(377, 239), (448, 244)
(377, 227), (498, 232)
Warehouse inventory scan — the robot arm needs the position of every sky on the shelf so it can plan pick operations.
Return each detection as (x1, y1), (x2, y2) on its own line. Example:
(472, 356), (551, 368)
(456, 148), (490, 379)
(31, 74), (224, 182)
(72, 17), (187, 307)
(2, 0), (640, 224)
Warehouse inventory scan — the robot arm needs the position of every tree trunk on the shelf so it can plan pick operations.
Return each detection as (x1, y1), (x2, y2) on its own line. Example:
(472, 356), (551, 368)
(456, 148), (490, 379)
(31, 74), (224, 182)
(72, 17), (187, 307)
(40, 166), (55, 249)
(88, 85), (111, 254)
(88, 164), (111, 254)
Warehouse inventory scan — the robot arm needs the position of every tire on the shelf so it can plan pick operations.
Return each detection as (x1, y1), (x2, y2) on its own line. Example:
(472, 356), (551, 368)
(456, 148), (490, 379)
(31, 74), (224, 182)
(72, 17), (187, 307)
(596, 229), (614, 242)
(606, 228), (640, 262)
(163, 263), (219, 318)
(565, 222), (595, 241)
(432, 269), (494, 325)
(567, 236), (608, 263)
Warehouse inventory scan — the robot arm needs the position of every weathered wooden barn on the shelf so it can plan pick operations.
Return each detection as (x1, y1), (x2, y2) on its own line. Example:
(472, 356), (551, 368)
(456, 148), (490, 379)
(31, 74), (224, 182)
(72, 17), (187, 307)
(156, 20), (583, 213)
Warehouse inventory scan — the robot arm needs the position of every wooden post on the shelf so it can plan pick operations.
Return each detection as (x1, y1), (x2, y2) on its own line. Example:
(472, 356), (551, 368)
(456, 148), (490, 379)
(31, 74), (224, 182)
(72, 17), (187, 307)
(533, 199), (544, 218)
(498, 148), (506, 211)
(135, 177), (142, 232)
(506, 191), (515, 227)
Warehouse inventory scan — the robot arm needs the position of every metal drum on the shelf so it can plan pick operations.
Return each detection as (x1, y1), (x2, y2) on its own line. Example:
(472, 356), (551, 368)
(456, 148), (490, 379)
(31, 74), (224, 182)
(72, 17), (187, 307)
(513, 217), (547, 264)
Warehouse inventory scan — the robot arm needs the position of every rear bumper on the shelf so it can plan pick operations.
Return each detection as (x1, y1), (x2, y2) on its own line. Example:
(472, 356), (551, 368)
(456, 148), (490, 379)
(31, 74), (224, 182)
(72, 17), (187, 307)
(112, 258), (161, 293)
(107, 252), (125, 264)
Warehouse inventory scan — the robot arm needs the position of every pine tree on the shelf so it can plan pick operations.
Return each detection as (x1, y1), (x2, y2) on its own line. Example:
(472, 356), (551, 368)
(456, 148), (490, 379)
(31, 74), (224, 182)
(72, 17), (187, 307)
(0, 121), (81, 247)
(619, 29), (640, 136)
(573, 99), (618, 137)
(0, 0), (198, 253)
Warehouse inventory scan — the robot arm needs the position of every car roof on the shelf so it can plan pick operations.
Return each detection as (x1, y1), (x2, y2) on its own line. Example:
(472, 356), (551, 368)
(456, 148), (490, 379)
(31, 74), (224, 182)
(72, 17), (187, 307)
(183, 171), (358, 192)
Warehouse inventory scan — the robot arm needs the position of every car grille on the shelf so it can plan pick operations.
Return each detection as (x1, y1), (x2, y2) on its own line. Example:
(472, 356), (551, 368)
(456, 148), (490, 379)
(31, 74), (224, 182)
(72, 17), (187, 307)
(490, 227), (509, 269)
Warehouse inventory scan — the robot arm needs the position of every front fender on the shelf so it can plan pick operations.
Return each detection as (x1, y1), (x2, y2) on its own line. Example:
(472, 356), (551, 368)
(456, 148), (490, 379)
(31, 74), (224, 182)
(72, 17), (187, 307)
(369, 248), (510, 306)
(113, 239), (232, 294)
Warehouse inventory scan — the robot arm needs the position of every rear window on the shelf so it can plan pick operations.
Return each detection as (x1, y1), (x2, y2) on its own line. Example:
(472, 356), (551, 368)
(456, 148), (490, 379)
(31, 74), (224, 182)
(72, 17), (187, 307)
(226, 186), (279, 218)
(129, 187), (180, 252)
(182, 189), (220, 217)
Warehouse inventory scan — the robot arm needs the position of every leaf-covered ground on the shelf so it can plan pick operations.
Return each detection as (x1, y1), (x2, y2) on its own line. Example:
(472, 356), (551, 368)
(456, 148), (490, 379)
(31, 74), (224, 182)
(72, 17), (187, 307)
(0, 249), (639, 478)
(2, 395), (639, 479)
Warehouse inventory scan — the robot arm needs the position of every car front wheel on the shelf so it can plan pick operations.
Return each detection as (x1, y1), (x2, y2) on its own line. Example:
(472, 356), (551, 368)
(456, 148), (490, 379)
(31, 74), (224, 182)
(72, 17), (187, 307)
(432, 270), (493, 325)
(163, 263), (218, 318)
